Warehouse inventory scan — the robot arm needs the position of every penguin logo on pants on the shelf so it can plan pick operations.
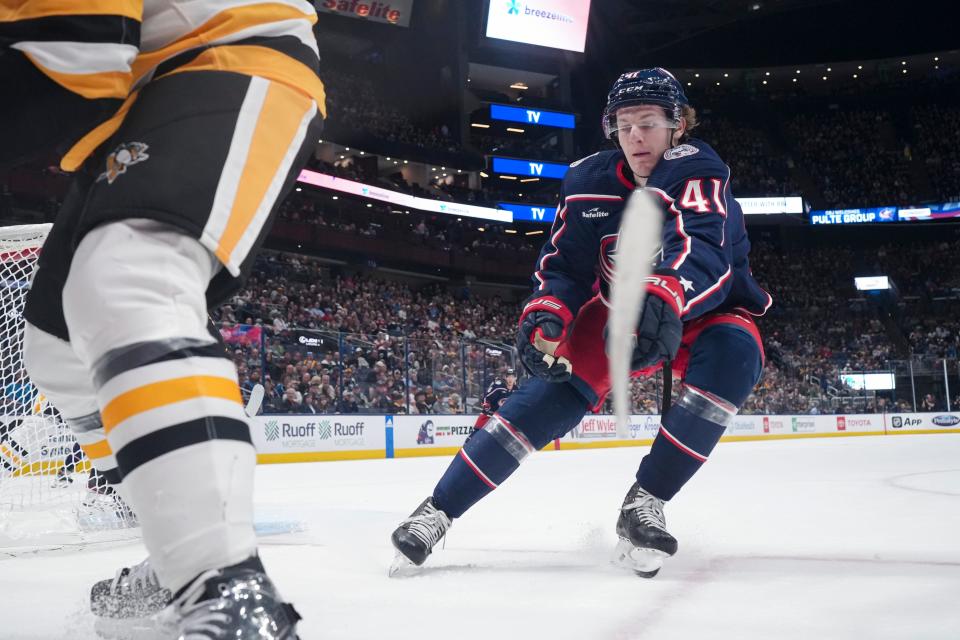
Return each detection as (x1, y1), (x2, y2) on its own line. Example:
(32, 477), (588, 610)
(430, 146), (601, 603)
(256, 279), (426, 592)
(98, 142), (150, 184)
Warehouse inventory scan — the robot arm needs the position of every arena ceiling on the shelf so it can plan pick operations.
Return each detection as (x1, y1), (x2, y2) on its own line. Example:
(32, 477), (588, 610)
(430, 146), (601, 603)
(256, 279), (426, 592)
(597, 0), (958, 69)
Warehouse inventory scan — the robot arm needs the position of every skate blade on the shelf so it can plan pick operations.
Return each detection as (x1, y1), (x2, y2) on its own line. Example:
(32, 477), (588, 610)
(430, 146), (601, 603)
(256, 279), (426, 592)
(93, 609), (175, 640)
(388, 551), (419, 578)
(611, 537), (668, 577)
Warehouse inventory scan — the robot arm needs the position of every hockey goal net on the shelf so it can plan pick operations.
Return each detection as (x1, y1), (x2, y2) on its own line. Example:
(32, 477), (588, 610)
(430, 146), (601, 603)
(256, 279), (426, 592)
(0, 224), (138, 553)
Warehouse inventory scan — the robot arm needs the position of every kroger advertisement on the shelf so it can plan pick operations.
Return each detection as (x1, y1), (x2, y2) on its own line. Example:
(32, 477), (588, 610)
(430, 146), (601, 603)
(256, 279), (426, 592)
(485, 0), (592, 53)
(810, 202), (960, 225)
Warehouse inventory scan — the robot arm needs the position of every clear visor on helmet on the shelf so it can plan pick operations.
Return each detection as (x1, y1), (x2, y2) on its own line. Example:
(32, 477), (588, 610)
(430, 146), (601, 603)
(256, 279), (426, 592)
(602, 106), (677, 140)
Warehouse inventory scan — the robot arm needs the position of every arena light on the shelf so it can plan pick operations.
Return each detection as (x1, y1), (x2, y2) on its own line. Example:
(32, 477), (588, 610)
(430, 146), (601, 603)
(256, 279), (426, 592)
(505, 229), (518, 234)
(510, 82), (529, 90)
(520, 177), (540, 182)
(765, 71), (771, 76)
(480, 171), (489, 178)
(694, 73), (700, 77)
(525, 230), (544, 236)
(506, 127), (525, 133)
(792, 78), (797, 82)
(854, 276), (891, 291)
(500, 175), (517, 180)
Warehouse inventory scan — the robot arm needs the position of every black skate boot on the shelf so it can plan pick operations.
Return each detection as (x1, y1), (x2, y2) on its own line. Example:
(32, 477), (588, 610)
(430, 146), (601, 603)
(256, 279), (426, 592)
(389, 496), (452, 576)
(612, 481), (677, 578)
(173, 555), (301, 640)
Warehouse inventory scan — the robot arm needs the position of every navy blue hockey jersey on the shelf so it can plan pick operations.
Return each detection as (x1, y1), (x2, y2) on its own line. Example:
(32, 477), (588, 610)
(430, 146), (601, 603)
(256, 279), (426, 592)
(529, 140), (772, 321)
(481, 379), (518, 416)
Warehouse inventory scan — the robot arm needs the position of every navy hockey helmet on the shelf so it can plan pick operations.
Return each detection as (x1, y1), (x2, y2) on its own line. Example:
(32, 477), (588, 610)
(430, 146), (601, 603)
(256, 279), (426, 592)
(602, 67), (688, 141)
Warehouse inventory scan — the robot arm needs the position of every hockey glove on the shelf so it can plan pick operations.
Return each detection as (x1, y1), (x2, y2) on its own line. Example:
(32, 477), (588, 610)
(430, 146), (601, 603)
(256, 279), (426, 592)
(517, 296), (574, 382)
(630, 272), (684, 370)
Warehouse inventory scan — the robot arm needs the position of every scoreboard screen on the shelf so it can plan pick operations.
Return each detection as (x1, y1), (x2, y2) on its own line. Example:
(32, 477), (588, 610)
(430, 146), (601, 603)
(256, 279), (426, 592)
(485, 0), (592, 53)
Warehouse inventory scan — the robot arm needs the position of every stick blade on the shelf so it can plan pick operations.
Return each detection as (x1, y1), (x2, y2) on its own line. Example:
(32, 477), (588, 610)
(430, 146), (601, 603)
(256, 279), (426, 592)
(244, 383), (265, 417)
(609, 190), (664, 438)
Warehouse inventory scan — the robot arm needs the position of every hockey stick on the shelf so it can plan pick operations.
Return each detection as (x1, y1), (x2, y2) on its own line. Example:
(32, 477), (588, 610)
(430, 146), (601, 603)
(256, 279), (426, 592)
(609, 190), (664, 439)
(244, 383), (265, 418)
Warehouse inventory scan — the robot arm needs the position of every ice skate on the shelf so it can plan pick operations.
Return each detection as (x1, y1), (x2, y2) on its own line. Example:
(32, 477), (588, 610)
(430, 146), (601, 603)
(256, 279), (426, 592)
(91, 557), (173, 639)
(389, 496), (452, 576)
(50, 465), (74, 488)
(612, 481), (677, 578)
(91, 557), (172, 618)
(171, 556), (301, 640)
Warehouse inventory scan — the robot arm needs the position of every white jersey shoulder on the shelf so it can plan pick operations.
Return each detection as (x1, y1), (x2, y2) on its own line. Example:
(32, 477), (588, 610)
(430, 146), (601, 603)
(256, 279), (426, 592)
(663, 144), (699, 161)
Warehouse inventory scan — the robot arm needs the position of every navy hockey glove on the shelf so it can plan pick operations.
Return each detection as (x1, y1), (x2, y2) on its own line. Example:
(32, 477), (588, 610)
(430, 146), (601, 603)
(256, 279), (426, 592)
(517, 296), (574, 382)
(630, 271), (684, 370)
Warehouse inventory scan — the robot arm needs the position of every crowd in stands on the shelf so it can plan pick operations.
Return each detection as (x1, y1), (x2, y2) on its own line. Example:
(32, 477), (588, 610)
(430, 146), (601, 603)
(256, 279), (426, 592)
(214, 223), (960, 417)
(697, 115), (800, 197)
(784, 109), (913, 208)
(321, 68), (460, 154)
(912, 104), (960, 203)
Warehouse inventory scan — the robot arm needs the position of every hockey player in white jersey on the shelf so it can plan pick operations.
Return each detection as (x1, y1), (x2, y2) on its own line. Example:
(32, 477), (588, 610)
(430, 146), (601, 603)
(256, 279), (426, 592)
(2, 1), (326, 637)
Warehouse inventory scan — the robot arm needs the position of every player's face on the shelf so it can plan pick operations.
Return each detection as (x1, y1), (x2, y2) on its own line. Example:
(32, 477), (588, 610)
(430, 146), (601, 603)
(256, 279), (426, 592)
(506, 374), (516, 387)
(616, 105), (680, 178)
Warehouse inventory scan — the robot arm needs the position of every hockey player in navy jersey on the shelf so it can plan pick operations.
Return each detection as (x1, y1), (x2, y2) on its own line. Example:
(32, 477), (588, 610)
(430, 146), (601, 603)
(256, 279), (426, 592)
(391, 68), (771, 577)
(472, 368), (519, 432)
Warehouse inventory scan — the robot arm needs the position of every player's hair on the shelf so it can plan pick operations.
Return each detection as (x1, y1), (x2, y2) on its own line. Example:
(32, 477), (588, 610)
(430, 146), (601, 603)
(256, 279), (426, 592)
(678, 105), (699, 142)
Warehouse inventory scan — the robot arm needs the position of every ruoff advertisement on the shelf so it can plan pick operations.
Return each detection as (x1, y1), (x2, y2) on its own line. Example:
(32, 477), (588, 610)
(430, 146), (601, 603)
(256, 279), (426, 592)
(251, 415), (385, 455)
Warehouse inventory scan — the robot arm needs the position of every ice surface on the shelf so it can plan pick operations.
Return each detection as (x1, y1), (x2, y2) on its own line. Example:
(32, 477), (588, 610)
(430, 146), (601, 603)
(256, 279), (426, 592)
(3, 434), (959, 639)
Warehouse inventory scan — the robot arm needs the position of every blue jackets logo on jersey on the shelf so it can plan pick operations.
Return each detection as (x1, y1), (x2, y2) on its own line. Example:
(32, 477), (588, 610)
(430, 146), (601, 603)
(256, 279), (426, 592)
(664, 144), (699, 160)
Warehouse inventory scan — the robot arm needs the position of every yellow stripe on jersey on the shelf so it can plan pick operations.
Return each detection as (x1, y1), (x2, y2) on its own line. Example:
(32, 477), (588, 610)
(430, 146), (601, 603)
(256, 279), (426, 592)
(78, 438), (113, 460)
(61, 43), (325, 171)
(212, 80), (315, 266)
(61, 89), (139, 171)
(101, 375), (242, 433)
(0, 0), (142, 22)
(130, 2), (318, 84)
(20, 52), (133, 99)
(160, 44), (326, 117)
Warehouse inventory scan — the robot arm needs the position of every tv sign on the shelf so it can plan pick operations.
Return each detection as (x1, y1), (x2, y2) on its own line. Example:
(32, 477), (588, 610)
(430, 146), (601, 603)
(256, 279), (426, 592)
(492, 157), (569, 179)
(498, 203), (558, 224)
(490, 104), (575, 129)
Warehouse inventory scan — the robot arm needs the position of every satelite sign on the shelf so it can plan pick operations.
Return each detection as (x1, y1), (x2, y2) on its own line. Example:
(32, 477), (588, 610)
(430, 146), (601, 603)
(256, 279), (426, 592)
(317, 0), (414, 27)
